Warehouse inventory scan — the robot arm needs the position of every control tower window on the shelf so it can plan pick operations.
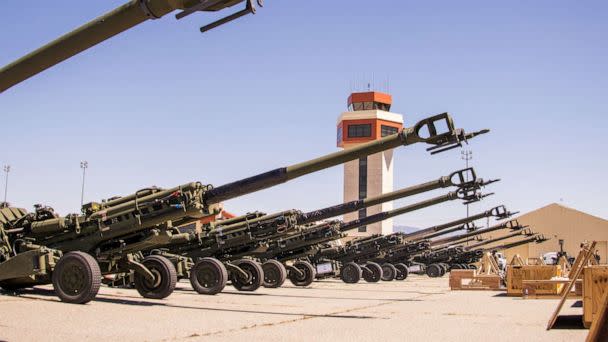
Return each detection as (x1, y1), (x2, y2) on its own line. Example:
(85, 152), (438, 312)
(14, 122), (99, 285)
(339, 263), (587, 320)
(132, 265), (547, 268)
(348, 124), (372, 138)
(381, 125), (399, 137)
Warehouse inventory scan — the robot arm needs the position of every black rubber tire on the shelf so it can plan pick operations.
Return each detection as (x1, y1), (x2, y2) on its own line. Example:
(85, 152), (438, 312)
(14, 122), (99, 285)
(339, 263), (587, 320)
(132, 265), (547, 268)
(52, 252), (101, 304)
(394, 263), (409, 281)
(340, 262), (362, 284)
(262, 260), (287, 288)
(469, 264), (478, 270)
(381, 263), (397, 281)
(134, 255), (177, 299)
(450, 264), (463, 270)
(363, 262), (382, 283)
(287, 260), (316, 287)
(189, 257), (228, 295)
(426, 263), (442, 278)
(230, 259), (263, 292)
(439, 263), (449, 276)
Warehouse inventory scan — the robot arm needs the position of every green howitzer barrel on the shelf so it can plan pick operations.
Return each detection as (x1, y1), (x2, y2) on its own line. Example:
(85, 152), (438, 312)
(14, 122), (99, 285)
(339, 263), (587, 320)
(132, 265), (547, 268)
(488, 235), (548, 251)
(453, 235), (547, 264)
(298, 168), (483, 224)
(204, 114), (489, 204)
(430, 219), (524, 247)
(338, 187), (492, 233)
(198, 167), (484, 246)
(1, 0), (261, 92)
(463, 229), (534, 251)
(403, 205), (514, 241)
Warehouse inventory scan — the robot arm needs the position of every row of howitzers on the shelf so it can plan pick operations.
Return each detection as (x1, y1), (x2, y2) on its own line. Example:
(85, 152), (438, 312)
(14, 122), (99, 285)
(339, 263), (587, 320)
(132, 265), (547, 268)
(0, 116), (547, 304)
(0, 1), (547, 304)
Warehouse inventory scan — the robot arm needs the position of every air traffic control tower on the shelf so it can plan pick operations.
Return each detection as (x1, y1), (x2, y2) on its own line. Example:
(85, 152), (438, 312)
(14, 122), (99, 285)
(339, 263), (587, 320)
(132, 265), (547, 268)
(337, 91), (404, 237)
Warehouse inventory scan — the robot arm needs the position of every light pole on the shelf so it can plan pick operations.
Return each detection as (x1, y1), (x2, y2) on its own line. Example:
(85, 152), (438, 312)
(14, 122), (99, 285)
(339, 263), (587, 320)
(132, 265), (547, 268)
(3, 165), (10, 203)
(461, 150), (473, 218)
(80, 161), (88, 207)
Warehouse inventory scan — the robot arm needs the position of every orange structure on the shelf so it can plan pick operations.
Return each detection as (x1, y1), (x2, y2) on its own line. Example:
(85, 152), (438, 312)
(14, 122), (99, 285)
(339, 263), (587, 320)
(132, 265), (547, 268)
(337, 91), (404, 237)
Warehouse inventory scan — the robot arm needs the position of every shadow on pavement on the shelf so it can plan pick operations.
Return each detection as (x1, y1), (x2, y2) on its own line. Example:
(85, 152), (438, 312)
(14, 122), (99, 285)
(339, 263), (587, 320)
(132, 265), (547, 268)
(551, 315), (586, 330)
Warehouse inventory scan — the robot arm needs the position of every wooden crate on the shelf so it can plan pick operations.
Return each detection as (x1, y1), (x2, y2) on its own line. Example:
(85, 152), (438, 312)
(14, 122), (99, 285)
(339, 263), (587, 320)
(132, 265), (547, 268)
(506, 265), (562, 296)
(583, 265), (608, 328)
(450, 269), (501, 291)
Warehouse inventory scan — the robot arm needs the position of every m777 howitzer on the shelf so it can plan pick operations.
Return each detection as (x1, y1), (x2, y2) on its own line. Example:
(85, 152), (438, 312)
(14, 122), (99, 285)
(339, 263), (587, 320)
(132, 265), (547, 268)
(413, 220), (527, 277)
(145, 167), (483, 294)
(361, 206), (515, 279)
(448, 234), (549, 267)
(301, 186), (494, 284)
(430, 218), (526, 247)
(0, 114), (488, 304)
(254, 176), (497, 286)
(1, 0), (264, 92)
(405, 205), (515, 242)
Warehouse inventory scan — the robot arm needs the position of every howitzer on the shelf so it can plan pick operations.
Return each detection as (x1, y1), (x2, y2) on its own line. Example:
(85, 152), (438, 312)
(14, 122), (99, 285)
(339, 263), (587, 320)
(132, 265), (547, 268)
(404, 205), (514, 241)
(1, 0), (264, 92)
(414, 223), (529, 277)
(241, 180), (493, 287)
(153, 167), (485, 293)
(431, 219), (525, 247)
(449, 234), (548, 266)
(0, 114), (486, 303)
(363, 207), (515, 280)
(463, 228), (535, 251)
(305, 186), (492, 284)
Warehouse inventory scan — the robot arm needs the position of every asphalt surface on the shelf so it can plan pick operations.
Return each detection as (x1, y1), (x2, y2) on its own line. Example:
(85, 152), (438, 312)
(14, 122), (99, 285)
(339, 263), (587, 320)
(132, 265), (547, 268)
(0, 275), (587, 341)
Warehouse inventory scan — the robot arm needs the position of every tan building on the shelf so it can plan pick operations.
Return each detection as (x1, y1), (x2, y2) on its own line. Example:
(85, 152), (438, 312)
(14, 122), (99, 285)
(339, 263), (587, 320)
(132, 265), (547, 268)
(485, 203), (608, 263)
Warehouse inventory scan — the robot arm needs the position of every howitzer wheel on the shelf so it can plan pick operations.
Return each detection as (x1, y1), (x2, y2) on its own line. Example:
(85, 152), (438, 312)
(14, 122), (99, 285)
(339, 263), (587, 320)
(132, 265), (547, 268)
(394, 263), (409, 280)
(450, 264), (463, 270)
(468, 264), (478, 270)
(230, 259), (263, 292)
(438, 263), (448, 276)
(262, 260), (287, 288)
(426, 264), (442, 278)
(288, 261), (316, 287)
(134, 255), (177, 300)
(190, 258), (228, 295)
(52, 252), (101, 304)
(381, 263), (397, 281)
(363, 262), (382, 283)
(340, 262), (362, 284)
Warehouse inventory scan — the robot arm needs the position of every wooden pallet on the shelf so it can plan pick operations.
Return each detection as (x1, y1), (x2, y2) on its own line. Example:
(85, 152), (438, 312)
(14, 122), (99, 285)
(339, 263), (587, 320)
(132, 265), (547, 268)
(507, 265), (562, 297)
(583, 265), (608, 328)
(586, 286), (608, 341)
(449, 269), (502, 291)
(547, 241), (597, 330)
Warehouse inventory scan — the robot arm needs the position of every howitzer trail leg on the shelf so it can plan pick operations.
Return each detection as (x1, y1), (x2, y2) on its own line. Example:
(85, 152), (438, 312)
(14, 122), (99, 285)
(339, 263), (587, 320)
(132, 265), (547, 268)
(51, 252), (101, 304)
(262, 260), (287, 288)
(133, 255), (177, 299)
(229, 259), (263, 292)
(287, 261), (315, 287)
(362, 262), (382, 283)
(394, 263), (409, 281)
(381, 263), (397, 281)
(189, 257), (227, 295)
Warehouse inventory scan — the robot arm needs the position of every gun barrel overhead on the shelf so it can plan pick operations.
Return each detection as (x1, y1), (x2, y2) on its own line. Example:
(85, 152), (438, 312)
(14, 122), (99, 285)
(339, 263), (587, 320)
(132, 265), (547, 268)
(204, 114), (487, 204)
(0, 0), (251, 92)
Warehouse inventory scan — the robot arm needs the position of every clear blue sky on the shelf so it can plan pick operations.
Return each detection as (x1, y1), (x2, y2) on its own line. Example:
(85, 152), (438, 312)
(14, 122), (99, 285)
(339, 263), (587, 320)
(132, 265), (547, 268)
(1, 0), (606, 228)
